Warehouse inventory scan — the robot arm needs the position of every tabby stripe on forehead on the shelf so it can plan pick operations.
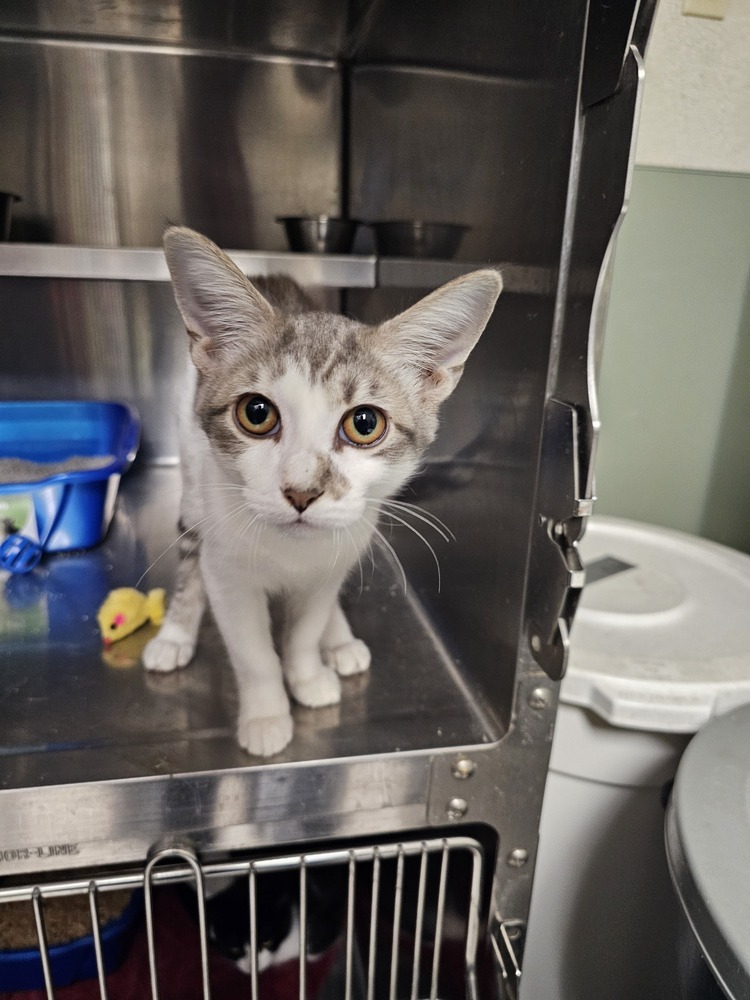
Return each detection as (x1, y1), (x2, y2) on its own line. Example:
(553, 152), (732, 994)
(341, 377), (357, 406)
(318, 356), (340, 384)
(318, 350), (350, 384)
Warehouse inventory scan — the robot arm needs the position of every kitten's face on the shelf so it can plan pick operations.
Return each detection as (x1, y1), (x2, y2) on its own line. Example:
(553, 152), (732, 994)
(164, 227), (502, 532)
(195, 313), (430, 530)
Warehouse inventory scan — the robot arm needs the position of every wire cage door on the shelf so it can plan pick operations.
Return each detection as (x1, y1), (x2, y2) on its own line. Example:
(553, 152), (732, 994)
(0, 835), (487, 1000)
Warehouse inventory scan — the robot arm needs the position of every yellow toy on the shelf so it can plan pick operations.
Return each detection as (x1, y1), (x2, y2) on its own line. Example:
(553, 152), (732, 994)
(97, 587), (166, 647)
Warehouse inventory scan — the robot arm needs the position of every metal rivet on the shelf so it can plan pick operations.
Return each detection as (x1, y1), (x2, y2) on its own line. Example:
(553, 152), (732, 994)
(507, 848), (529, 868)
(452, 757), (477, 780)
(531, 634), (542, 652)
(528, 687), (552, 711)
(447, 797), (469, 820)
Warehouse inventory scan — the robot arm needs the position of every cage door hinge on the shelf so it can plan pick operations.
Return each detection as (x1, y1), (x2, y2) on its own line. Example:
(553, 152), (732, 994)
(524, 398), (590, 681)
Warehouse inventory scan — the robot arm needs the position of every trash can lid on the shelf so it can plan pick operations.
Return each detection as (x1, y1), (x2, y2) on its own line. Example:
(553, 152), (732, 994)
(564, 516), (750, 732)
(666, 702), (750, 999)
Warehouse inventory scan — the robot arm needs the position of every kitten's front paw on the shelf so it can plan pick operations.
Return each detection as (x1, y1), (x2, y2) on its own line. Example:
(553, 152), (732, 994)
(142, 634), (195, 673)
(287, 666), (341, 708)
(237, 712), (294, 757)
(323, 638), (371, 677)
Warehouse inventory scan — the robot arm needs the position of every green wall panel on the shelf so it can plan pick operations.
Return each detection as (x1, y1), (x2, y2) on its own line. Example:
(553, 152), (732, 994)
(595, 166), (750, 553)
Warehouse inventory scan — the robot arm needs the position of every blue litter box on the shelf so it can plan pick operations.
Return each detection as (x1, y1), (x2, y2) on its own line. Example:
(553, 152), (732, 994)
(0, 890), (142, 990)
(0, 401), (140, 572)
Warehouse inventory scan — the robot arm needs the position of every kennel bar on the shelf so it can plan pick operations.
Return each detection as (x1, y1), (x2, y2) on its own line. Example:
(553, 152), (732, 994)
(0, 836), (484, 1000)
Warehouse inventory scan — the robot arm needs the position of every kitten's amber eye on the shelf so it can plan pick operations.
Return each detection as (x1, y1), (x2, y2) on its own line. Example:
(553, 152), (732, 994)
(234, 394), (280, 436)
(340, 406), (387, 447)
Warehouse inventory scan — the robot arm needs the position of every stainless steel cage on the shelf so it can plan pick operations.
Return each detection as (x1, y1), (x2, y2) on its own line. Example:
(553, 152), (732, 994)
(0, 3), (656, 998)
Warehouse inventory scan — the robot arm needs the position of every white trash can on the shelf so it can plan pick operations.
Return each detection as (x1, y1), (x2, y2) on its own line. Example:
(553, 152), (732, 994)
(520, 516), (750, 1000)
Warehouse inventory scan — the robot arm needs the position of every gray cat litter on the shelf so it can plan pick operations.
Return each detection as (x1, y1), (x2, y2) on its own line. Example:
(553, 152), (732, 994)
(0, 455), (115, 485)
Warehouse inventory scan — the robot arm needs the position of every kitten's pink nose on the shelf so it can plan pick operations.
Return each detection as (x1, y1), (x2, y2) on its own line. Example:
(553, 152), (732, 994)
(283, 488), (323, 513)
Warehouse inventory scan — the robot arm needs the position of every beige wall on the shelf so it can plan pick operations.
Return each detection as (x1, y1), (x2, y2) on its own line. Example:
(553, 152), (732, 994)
(636, 0), (750, 174)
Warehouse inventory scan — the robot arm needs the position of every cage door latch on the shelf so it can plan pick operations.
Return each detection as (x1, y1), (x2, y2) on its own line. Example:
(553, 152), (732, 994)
(491, 917), (524, 1000)
(525, 397), (589, 681)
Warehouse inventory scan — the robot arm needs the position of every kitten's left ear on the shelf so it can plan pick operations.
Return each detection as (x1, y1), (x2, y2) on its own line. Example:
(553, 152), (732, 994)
(378, 269), (502, 401)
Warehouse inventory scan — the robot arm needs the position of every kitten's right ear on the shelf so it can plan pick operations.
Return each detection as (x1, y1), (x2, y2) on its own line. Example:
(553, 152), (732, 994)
(163, 226), (276, 370)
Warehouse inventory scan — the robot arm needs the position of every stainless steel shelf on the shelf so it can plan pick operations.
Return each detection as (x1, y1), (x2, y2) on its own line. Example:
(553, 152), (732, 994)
(377, 257), (553, 294)
(0, 243), (378, 287)
(0, 243), (552, 292)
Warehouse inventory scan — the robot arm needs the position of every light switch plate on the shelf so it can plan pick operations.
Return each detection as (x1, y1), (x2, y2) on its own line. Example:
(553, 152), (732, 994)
(683, 0), (729, 19)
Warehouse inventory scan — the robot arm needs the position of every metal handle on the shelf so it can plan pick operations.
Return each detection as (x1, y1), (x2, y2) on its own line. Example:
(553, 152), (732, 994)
(144, 844), (211, 1000)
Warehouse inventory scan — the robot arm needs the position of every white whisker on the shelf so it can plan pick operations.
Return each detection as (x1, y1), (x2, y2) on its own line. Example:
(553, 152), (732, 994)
(134, 507), (220, 589)
(219, 508), (261, 574)
(307, 527), (342, 597)
(377, 509), (443, 593)
(361, 515), (408, 595)
(200, 501), (257, 573)
(251, 517), (265, 563)
(226, 504), (261, 553)
(385, 497), (455, 541)
(367, 541), (376, 580)
(202, 499), (249, 544)
(197, 483), (249, 494)
(367, 497), (454, 543)
(343, 524), (365, 597)
(327, 529), (340, 586)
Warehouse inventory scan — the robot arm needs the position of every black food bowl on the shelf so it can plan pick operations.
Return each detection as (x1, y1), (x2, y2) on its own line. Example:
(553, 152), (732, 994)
(277, 216), (358, 254)
(370, 221), (468, 259)
(0, 192), (20, 241)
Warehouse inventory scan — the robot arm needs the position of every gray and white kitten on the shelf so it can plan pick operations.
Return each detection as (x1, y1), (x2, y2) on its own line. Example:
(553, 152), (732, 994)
(143, 226), (502, 757)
